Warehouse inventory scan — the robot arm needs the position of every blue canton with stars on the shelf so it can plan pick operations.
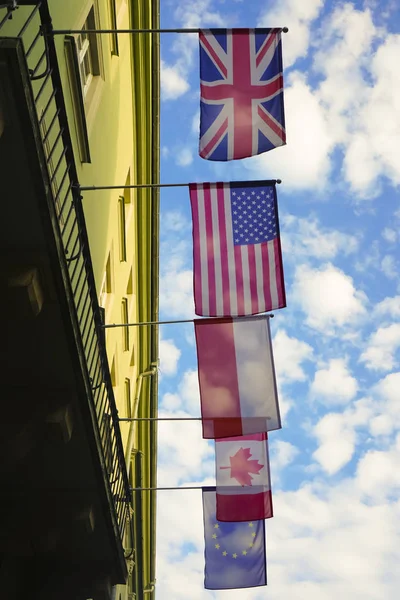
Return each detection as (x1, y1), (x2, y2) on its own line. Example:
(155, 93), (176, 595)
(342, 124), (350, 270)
(230, 183), (278, 246)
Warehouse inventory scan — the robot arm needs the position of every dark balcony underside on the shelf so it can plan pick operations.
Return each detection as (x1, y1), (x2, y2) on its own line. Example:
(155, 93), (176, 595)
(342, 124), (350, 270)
(0, 39), (126, 600)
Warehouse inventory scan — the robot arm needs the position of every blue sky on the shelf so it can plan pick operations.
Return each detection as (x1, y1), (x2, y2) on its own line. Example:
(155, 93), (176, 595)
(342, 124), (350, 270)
(154, 1), (400, 598)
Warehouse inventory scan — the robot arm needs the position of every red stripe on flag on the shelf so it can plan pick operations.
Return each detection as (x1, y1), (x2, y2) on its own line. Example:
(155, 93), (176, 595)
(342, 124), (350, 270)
(195, 319), (243, 439)
(216, 490), (273, 522)
(261, 241), (272, 312)
(274, 237), (286, 308)
(190, 185), (203, 316)
(203, 184), (216, 316)
(232, 30), (253, 159)
(215, 432), (266, 443)
(216, 183), (230, 316)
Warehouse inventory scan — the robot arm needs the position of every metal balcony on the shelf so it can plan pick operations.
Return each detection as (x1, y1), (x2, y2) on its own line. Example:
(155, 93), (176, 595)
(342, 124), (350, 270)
(0, 2), (132, 597)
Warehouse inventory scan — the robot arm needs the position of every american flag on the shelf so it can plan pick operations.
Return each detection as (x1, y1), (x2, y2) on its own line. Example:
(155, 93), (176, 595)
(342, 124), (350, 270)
(199, 28), (286, 161)
(189, 181), (286, 317)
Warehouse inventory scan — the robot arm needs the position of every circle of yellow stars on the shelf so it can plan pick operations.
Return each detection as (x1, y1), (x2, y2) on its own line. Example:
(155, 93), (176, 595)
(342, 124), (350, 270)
(212, 522), (257, 559)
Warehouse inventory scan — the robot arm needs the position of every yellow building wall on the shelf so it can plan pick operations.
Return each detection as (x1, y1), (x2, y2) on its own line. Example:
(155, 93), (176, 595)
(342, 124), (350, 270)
(0, 0), (159, 597)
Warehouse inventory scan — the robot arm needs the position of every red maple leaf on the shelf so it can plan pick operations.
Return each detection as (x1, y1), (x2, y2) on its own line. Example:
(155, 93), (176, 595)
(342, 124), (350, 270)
(220, 447), (264, 486)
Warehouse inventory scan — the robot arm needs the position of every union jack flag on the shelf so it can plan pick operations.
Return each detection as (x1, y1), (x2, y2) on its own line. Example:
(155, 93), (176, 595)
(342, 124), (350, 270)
(199, 29), (286, 161)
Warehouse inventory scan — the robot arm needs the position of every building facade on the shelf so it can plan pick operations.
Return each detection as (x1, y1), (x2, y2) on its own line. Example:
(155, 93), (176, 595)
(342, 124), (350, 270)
(0, 1), (159, 598)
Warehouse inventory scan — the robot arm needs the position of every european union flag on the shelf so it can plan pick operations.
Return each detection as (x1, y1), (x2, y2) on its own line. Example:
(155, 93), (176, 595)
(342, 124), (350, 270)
(202, 487), (267, 590)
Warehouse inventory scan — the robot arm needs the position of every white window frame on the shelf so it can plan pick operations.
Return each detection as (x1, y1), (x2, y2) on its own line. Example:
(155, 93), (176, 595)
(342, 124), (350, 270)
(76, 6), (102, 98)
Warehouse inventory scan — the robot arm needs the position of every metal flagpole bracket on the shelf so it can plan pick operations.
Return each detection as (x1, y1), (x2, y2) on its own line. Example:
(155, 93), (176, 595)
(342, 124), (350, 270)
(102, 314), (274, 329)
(119, 417), (202, 422)
(49, 27), (289, 36)
(130, 485), (205, 491)
(74, 179), (282, 192)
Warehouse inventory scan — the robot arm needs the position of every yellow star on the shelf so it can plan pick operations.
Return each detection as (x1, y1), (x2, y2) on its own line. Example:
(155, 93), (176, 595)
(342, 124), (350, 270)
(232, 553), (238, 559)
(215, 544), (220, 549)
(248, 522), (254, 527)
(214, 524), (219, 529)
(249, 542), (254, 548)
(212, 533), (217, 539)
(251, 532), (256, 538)
(242, 550), (247, 555)
(222, 551), (227, 556)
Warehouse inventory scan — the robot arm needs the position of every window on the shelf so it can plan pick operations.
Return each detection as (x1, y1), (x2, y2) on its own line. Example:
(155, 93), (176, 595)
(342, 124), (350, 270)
(121, 297), (129, 351)
(76, 7), (101, 97)
(118, 196), (127, 262)
(105, 252), (113, 293)
(108, 0), (119, 56)
(110, 355), (117, 387)
(126, 268), (133, 295)
(124, 378), (131, 418)
(119, 170), (131, 262)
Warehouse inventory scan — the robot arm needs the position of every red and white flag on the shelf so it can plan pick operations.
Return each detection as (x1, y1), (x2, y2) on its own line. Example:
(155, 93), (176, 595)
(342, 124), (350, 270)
(189, 181), (286, 317)
(194, 315), (281, 439)
(216, 433), (272, 522)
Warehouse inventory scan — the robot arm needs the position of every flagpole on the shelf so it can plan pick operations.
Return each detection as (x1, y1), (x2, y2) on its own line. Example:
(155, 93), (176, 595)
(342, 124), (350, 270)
(130, 486), (206, 491)
(119, 417), (202, 422)
(102, 314), (274, 329)
(50, 27), (289, 36)
(76, 179), (282, 192)
(120, 416), (271, 421)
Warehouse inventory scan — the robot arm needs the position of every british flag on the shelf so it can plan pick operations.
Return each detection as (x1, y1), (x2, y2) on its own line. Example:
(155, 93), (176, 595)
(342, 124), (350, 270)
(199, 29), (286, 161)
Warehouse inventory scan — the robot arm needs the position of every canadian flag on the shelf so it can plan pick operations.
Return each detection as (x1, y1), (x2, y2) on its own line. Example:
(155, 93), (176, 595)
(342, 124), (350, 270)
(215, 432), (273, 522)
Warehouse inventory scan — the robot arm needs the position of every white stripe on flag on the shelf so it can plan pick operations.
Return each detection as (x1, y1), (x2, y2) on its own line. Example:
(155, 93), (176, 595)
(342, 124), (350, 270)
(241, 245), (252, 316)
(255, 243), (264, 315)
(211, 185), (223, 316)
(223, 184), (238, 316)
(232, 317), (280, 430)
(197, 187), (210, 316)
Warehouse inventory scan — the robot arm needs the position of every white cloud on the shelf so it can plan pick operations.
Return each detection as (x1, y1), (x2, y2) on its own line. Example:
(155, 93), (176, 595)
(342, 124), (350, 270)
(246, 72), (334, 190)
(313, 412), (357, 474)
(360, 323), (400, 371)
(160, 59), (190, 100)
(258, 0), (323, 67)
(159, 232), (195, 319)
(382, 227), (397, 243)
(282, 215), (359, 260)
(176, 147), (193, 167)
(312, 398), (374, 474)
(157, 414), (213, 486)
(270, 440), (299, 470)
(376, 296), (400, 318)
(356, 434), (400, 501)
(163, 211), (188, 233)
(311, 359), (358, 405)
(381, 255), (397, 280)
(344, 33), (400, 196)
(159, 369), (200, 416)
(292, 264), (368, 333)
(159, 338), (181, 376)
(366, 372), (400, 438)
(272, 329), (313, 384)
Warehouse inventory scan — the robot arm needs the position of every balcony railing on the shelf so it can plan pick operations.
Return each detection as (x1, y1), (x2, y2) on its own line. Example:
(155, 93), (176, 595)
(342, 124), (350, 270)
(0, 0), (131, 541)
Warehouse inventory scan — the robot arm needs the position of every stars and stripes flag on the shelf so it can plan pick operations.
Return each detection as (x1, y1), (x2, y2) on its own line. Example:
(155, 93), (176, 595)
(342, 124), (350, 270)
(189, 181), (286, 317)
(194, 316), (281, 440)
(215, 433), (273, 522)
(199, 28), (286, 161)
